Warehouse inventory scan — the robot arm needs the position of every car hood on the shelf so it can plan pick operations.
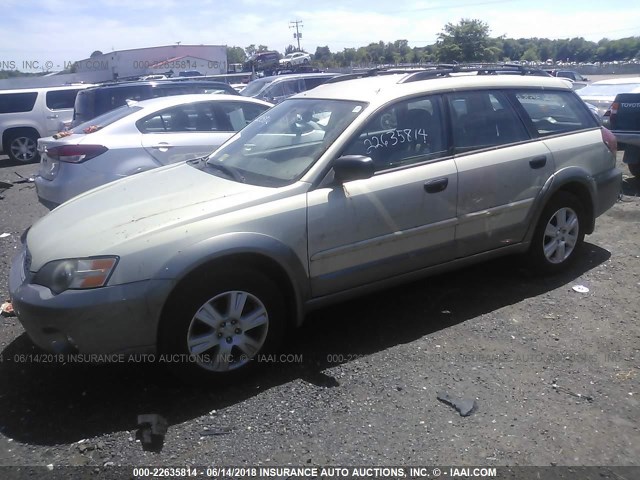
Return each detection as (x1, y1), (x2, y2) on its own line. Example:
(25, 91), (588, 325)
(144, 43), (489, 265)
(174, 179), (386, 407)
(26, 161), (301, 271)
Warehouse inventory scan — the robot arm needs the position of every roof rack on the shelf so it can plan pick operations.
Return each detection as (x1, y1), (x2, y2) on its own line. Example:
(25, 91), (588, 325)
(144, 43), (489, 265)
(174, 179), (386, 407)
(324, 67), (431, 84)
(324, 64), (552, 85)
(401, 63), (552, 83)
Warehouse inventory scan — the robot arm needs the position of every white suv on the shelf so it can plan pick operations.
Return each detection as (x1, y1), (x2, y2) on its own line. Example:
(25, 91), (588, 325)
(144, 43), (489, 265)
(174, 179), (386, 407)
(0, 85), (91, 162)
(10, 66), (621, 381)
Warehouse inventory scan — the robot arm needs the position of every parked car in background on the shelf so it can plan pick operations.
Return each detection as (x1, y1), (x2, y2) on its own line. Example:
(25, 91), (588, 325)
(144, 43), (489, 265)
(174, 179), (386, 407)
(279, 52), (312, 68)
(554, 70), (589, 82)
(11, 68), (620, 382)
(244, 51), (280, 74)
(240, 73), (338, 103)
(577, 77), (640, 117)
(603, 92), (640, 177)
(72, 80), (239, 127)
(0, 85), (92, 163)
(35, 94), (271, 208)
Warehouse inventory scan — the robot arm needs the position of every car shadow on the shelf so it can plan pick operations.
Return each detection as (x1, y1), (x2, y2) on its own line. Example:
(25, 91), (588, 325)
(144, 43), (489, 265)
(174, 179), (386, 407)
(0, 243), (611, 446)
(0, 157), (38, 169)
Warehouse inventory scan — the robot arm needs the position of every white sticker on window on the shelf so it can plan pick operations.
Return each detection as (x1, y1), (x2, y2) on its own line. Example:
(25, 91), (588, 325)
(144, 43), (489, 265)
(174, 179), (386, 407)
(352, 106), (362, 113)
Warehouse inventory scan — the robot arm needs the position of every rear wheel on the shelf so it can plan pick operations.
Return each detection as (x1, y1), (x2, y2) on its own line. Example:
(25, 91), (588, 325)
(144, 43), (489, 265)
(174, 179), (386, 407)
(623, 148), (640, 177)
(527, 192), (586, 274)
(628, 162), (640, 178)
(7, 130), (39, 163)
(158, 267), (286, 382)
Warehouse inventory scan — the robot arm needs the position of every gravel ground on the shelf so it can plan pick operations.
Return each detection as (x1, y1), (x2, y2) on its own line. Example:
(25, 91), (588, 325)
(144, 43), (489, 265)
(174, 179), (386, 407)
(0, 153), (638, 473)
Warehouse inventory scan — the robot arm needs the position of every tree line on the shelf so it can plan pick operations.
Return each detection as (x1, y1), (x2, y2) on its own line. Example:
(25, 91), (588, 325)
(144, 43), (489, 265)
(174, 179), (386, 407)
(227, 19), (640, 68)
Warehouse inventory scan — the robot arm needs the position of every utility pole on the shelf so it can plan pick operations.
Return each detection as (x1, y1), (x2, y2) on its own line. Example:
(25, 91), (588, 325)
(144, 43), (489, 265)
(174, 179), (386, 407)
(289, 20), (303, 51)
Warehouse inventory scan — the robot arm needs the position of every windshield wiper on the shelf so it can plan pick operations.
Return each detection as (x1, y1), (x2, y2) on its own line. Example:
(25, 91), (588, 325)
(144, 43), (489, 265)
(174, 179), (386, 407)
(204, 162), (245, 183)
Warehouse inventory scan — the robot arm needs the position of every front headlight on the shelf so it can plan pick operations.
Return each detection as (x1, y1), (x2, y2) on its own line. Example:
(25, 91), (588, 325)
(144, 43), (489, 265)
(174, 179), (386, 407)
(33, 257), (119, 294)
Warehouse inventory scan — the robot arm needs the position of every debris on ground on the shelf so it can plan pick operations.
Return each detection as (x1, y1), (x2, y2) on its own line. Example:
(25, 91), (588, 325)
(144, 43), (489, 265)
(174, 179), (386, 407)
(437, 391), (477, 416)
(0, 233), (10, 238)
(572, 285), (590, 293)
(200, 426), (233, 436)
(551, 379), (594, 402)
(136, 414), (168, 452)
(13, 172), (34, 184)
(1, 301), (15, 317)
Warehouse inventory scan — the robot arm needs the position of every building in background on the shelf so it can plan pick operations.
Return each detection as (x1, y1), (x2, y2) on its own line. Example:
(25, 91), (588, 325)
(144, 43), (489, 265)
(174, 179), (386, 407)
(0, 45), (228, 89)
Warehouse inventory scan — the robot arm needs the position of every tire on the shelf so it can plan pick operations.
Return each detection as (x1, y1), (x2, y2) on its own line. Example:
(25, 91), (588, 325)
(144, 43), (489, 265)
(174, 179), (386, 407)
(623, 148), (640, 177)
(527, 192), (586, 274)
(303, 58), (310, 64)
(158, 267), (286, 382)
(7, 130), (39, 163)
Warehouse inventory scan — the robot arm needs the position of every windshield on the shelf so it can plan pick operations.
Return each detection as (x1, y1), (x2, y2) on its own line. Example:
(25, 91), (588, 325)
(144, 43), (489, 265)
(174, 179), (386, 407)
(578, 83), (640, 97)
(202, 98), (366, 187)
(70, 104), (142, 134)
(240, 78), (273, 97)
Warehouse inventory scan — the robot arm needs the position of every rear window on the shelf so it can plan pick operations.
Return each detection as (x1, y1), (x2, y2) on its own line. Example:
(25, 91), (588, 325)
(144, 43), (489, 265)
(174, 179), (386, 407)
(71, 104), (143, 134)
(0, 92), (38, 113)
(46, 89), (81, 110)
(512, 90), (597, 136)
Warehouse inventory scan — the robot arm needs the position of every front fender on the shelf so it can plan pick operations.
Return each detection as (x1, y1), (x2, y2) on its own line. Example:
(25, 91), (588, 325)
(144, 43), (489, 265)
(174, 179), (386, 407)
(152, 231), (309, 325)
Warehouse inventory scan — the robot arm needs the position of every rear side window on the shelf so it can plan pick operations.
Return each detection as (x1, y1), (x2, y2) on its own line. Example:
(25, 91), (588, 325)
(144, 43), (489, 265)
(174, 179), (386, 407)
(46, 89), (81, 110)
(0, 92), (38, 113)
(447, 90), (530, 151)
(512, 90), (597, 136)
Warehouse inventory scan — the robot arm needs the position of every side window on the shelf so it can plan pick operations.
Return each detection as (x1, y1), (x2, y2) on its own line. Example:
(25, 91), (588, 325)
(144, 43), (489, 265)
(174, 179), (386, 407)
(137, 105), (196, 133)
(342, 95), (447, 172)
(304, 76), (331, 90)
(0, 92), (38, 113)
(46, 89), (81, 110)
(217, 102), (269, 131)
(282, 79), (303, 96)
(447, 90), (529, 151)
(512, 90), (597, 136)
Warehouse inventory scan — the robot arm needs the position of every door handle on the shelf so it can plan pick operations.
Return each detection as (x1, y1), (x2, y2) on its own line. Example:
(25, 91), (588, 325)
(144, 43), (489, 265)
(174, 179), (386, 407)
(46, 114), (59, 119)
(151, 143), (174, 151)
(424, 177), (448, 193)
(529, 156), (547, 169)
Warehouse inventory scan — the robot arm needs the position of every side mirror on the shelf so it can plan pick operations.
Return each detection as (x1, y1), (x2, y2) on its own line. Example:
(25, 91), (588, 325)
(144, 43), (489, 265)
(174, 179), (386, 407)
(333, 155), (375, 183)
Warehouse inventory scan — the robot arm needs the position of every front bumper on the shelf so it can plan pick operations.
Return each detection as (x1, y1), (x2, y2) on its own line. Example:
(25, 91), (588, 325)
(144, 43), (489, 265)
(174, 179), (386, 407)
(9, 246), (174, 355)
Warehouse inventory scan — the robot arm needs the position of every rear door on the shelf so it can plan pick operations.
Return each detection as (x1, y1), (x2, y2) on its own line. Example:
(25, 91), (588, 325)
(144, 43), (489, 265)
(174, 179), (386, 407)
(139, 100), (269, 165)
(447, 90), (554, 257)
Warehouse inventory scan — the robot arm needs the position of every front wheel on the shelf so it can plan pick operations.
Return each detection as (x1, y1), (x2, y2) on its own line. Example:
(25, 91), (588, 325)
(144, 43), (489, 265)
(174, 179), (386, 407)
(527, 192), (586, 274)
(158, 268), (286, 382)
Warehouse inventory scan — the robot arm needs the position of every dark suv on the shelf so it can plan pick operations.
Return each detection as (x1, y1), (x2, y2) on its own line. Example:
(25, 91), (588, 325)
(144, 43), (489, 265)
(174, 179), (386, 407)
(72, 80), (238, 126)
(244, 51), (280, 74)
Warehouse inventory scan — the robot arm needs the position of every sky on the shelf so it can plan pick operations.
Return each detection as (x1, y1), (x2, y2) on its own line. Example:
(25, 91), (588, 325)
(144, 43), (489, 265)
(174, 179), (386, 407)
(1, 0), (640, 72)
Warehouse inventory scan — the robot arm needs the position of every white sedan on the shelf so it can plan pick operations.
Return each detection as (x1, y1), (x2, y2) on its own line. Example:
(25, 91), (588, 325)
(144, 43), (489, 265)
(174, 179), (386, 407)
(35, 94), (272, 208)
(279, 52), (311, 67)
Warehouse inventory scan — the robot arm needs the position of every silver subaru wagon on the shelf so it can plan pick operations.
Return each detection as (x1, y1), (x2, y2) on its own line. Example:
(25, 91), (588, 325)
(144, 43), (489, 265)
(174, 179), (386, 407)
(9, 68), (622, 380)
